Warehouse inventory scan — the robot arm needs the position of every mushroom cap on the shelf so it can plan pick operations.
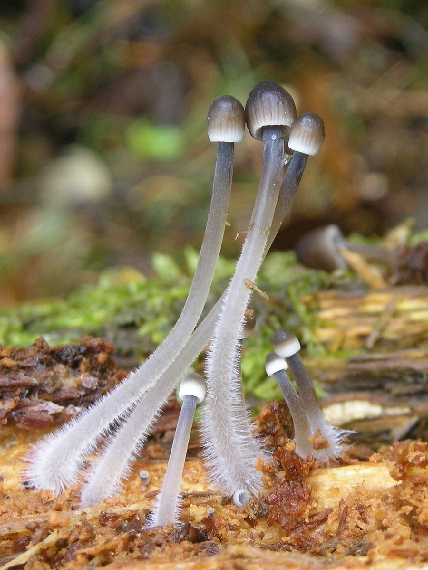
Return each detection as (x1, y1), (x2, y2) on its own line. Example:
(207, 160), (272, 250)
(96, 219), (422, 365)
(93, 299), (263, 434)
(265, 352), (288, 376)
(273, 329), (301, 358)
(245, 81), (297, 140)
(178, 373), (207, 404)
(232, 489), (250, 508)
(295, 224), (348, 272)
(208, 95), (246, 142)
(288, 113), (325, 156)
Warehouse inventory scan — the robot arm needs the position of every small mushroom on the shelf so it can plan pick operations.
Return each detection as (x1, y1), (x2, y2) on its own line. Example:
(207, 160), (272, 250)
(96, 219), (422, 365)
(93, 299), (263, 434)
(232, 488), (250, 508)
(270, 113), (325, 240)
(265, 353), (314, 458)
(295, 224), (395, 272)
(148, 374), (206, 527)
(273, 329), (346, 462)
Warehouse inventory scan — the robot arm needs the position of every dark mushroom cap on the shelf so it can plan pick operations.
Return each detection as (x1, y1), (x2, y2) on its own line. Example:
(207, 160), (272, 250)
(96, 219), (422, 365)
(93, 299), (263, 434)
(295, 224), (348, 272)
(288, 113), (325, 156)
(208, 95), (246, 142)
(273, 329), (301, 358)
(245, 81), (297, 140)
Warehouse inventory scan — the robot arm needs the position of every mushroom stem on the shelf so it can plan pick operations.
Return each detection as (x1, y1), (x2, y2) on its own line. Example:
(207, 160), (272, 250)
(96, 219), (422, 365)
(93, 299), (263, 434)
(270, 113), (325, 242)
(148, 374), (206, 527)
(202, 81), (297, 496)
(203, 126), (285, 495)
(265, 353), (314, 458)
(26, 95), (244, 496)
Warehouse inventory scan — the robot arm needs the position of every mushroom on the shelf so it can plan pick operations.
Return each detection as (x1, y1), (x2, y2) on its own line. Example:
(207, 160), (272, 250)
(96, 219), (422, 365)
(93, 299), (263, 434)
(201, 81), (296, 497)
(295, 224), (395, 272)
(25, 82), (333, 517)
(26, 94), (245, 500)
(233, 489), (250, 508)
(265, 352), (314, 458)
(147, 374), (206, 527)
(273, 328), (346, 462)
(270, 112), (325, 241)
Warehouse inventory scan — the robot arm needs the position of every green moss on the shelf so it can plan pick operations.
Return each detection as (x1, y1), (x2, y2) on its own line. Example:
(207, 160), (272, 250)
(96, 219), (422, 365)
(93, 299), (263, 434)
(0, 250), (349, 401)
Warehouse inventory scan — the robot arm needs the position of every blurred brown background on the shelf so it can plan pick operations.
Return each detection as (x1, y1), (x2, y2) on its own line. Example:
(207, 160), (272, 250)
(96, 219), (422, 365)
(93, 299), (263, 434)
(0, 0), (427, 307)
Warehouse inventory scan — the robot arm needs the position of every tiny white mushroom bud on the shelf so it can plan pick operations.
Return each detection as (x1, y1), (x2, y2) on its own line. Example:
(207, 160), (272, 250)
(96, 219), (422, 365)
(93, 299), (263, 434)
(178, 373), (207, 404)
(139, 470), (150, 486)
(233, 489), (250, 508)
(271, 329), (347, 462)
(265, 352), (288, 376)
(265, 351), (314, 459)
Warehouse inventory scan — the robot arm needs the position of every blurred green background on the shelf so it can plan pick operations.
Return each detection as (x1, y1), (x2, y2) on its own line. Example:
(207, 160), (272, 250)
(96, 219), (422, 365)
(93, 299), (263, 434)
(0, 0), (427, 307)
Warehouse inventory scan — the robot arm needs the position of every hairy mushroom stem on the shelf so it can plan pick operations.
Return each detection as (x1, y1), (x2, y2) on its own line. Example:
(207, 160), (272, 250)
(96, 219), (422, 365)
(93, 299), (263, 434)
(26, 95), (245, 496)
(201, 81), (297, 496)
(147, 374), (206, 528)
(273, 328), (346, 462)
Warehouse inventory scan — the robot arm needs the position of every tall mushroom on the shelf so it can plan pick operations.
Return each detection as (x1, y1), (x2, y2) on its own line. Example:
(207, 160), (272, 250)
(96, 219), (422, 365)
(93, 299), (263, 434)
(201, 81), (296, 496)
(26, 95), (245, 500)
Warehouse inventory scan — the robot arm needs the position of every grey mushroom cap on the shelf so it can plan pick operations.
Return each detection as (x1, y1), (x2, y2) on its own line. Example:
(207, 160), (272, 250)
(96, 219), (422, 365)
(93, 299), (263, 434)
(295, 224), (348, 272)
(288, 113), (325, 156)
(208, 95), (246, 142)
(245, 81), (297, 140)
(273, 329), (301, 358)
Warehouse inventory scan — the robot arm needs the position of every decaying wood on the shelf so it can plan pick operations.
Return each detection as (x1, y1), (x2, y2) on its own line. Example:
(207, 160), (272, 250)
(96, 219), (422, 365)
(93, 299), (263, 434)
(0, 282), (428, 567)
(301, 285), (428, 447)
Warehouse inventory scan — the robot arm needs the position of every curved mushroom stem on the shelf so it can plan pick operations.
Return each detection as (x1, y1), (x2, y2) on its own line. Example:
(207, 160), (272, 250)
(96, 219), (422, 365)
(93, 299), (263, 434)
(147, 374), (206, 528)
(201, 82), (297, 496)
(270, 113), (325, 242)
(202, 127), (286, 495)
(26, 95), (244, 496)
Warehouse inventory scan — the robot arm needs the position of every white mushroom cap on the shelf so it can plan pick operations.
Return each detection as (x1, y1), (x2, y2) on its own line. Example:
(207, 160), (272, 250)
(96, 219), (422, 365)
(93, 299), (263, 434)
(273, 329), (301, 358)
(245, 81), (297, 140)
(178, 373), (207, 404)
(232, 489), (249, 508)
(288, 113), (325, 156)
(265, 352), (288, 376)
(208, 95), (246, 142)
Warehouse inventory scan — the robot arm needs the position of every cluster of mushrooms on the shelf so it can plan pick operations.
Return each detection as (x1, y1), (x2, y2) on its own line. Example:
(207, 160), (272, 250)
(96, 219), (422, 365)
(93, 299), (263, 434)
(26, 81), (346, 527)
